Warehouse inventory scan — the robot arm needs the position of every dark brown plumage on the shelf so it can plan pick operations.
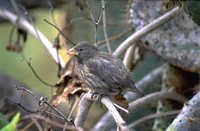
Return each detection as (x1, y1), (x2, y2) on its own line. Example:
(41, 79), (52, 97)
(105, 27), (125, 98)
(67, 41), (144, 98)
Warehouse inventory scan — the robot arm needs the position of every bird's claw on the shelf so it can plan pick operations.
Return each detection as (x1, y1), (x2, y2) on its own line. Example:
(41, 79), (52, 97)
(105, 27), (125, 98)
(91, 92), (108, 108)
(96, 94), (108, 108)
(91, 92), (99, 99)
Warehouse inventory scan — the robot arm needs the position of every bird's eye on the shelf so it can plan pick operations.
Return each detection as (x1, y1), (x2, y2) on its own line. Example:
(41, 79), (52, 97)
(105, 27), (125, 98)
(79, 48), (83, 51)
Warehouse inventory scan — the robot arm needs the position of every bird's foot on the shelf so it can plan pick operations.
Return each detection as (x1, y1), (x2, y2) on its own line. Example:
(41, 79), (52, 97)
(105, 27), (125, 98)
(96, 94), (108, 108)
(91, 92), (108, 108)
(91, 92), (99, 99)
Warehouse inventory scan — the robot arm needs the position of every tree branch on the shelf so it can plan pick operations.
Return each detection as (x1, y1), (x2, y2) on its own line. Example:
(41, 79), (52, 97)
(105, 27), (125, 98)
(101, 0), (112, 54)
(166, 91), (200, 131)
(74, 93), (93, 127)
(0, 8), (65, 67)
(129, 90), (187, 113)
(74, 92), (129, 130)
(128, 110), (180, 128)
(112, 6), (181, 57)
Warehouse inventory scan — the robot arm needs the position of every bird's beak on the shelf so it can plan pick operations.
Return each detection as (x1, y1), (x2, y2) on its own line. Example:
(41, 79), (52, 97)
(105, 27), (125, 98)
(66, 48), (78, 56)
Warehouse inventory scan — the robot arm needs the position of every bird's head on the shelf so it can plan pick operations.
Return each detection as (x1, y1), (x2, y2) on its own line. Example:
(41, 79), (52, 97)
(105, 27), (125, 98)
(67, 41), (99, 60)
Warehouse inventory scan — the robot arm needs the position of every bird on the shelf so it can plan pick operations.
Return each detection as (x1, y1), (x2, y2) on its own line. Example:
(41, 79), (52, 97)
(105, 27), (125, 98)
(66, 41), (144, 100)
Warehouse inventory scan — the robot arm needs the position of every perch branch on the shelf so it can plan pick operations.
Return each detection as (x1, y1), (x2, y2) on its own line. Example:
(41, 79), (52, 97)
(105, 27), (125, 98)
(74, 92), (128, 130)
(113, 6), (181, 57)
(0, 8), (65, 67)
(74, 93), (93, 127)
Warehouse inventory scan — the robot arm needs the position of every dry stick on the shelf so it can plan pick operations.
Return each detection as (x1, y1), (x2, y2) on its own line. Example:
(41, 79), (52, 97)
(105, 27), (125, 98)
(21, 114), (84, 131)
(128, 110), (180, 128)
(101, 97), (129, 131)
(101, 0), (112, 54)
(74, 93), (93, 127)
(92, 65), (164, 130)
(129, 90), (187, 112)
(31, 118), (43, 131)
(0, 8), (65, 67)
(15, 86), (69, 122)
(84, 0), (103, 46)
(74, 92), (129, 129)
(68, 94), (83, 120)
(20, 121), (34, 131)
(113, 6), (181, 57)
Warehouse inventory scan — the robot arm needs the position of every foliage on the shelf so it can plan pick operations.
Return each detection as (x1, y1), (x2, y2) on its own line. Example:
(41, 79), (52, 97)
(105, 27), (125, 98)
(0, 113), (20, 131)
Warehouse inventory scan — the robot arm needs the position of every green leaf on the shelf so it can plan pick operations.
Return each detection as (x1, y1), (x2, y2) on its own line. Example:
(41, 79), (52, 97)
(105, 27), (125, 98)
(0, 113), (9, 128)
(166, 124), (175, 131)
(0, 112), (20, 131)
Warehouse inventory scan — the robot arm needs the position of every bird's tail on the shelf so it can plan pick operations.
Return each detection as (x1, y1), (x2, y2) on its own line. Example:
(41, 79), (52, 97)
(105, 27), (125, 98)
(129, 81), (144, 98)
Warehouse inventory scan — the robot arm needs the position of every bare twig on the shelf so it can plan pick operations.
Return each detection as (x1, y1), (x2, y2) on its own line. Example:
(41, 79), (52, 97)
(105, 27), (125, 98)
(21, 114), (84, 131)
(101, 0), (112, 54)
(68, 94), (83, 120)
(21, 57), (56, 87)
(44, 19), (76, 46)
(47, 0), (58, 27)
(14, 86), (70, 123)
(128, 110), (180, 128)
(20, 121), (34, 131)
(101, 97), (129, 131)
(84, 0), (103, 45)
(74, 93), (93, 127)
(0, 8), (65, 67)
(113, 6), (181, 57)
(129, 90), (187, 112)
(31, 118), (43, 131)
(74, 92), (128, 130)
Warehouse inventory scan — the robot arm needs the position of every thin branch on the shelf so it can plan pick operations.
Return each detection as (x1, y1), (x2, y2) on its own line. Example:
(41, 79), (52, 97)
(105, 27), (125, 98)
(31, 118), (43, 131)
(74, 92), (128, 130)
(101, 97), (129, 130)
(67, 94), (82, 120)
(14, 86), (70, 123)
(101, 0), (112, 54)
(0, 8), (65, 67)
(129, 90), (187, 112)
(128, 110), (180, 128)
(20, 121), (34, 131)
(44, 19), (76, 46)
(21, 114), (84, 131)
(22, 57), (56, 87)
(74, 93), (93, 127)
(84, 0), (103, 45)
(113, 6), (181, 57)
(47, 0), (58, 27)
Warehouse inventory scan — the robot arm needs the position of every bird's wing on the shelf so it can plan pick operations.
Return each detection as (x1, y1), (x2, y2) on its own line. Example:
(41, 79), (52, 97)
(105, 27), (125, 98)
(87, 54), (131, 88)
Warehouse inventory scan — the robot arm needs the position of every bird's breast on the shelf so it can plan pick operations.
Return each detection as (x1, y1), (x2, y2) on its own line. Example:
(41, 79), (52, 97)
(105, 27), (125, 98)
(75, 62), (108, 90)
